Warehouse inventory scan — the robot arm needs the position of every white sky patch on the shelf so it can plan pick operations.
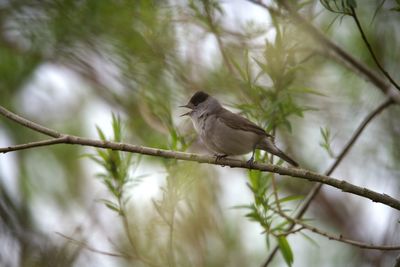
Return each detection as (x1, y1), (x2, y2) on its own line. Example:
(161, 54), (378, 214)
(0, 130), (19, 201)
(18, 64), (85, 118)
(82, 99), (117, 139)
(217, 166), (266, 254)
(2, 1), (398, 266)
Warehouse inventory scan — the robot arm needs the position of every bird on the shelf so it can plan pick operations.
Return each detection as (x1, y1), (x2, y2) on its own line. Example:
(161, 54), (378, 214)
(180, 91), (299, 167)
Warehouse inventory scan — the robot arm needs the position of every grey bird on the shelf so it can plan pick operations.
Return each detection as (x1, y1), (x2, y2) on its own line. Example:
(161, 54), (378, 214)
(180, 91), (299, 167)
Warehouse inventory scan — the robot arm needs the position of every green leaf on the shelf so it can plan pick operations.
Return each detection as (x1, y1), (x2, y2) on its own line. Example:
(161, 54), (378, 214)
(101, 199), (121, 214)
(271, 195), (304, 206)
(253, 57), (271, 77)
(105, 203), (121, 213)
(230, 204), (253, 210)
(266, 234), (271, 249)
(231, 56), (247, 81)
(96, 125), (106, 141)
(277, 236), (294, 266)
(319, 127), (335, 158)
(288, 87), (326, 97)
(300, 232), (319, 248)
(271, 220), (290, 231)
(111, 113), (122, 142)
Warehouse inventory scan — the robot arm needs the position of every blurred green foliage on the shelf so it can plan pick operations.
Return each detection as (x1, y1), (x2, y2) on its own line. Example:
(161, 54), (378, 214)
(0, 0), (399, 267)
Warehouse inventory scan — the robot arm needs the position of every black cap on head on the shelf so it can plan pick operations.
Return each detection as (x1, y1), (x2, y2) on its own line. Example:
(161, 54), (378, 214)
(189, 91), (209, 106)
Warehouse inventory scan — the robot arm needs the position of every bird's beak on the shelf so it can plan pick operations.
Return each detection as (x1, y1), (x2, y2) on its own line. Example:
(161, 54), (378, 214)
(179, 103), (194, 117)
(180, 111), (191, 117)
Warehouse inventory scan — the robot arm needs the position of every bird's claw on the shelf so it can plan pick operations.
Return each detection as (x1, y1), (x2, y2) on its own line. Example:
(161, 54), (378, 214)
(215, 154), (227, 165)
(247, 157), (255, 168)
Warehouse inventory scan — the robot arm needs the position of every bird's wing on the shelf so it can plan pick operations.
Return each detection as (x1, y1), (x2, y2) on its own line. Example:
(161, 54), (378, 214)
(218, 108), (274, 138)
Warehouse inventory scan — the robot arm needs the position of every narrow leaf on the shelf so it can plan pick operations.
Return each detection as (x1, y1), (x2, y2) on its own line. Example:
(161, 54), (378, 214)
(277, 236), (294, 266)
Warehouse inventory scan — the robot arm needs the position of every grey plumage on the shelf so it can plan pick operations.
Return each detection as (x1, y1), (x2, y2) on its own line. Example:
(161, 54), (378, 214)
(181, 91), (299, 167)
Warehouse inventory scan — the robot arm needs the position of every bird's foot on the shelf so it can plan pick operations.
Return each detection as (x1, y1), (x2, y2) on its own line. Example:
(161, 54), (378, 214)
(214, 154), (228, 165)
(247, 156), (255, 168)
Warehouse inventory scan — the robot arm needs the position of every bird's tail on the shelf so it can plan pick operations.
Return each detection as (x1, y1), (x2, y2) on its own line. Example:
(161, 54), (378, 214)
(258, 137), (299, 167)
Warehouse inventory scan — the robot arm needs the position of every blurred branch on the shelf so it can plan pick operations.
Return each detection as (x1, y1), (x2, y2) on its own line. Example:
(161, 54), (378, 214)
(277, 226), (305, 237)
(56, 232), (130, 258)
(270, 129), (282, 213)
(270, 207), (400, 251)
(395, 254), (400, 267)
(58, 229), (156, 266)
(248, 0), (400, 103)
(1, 105), (400, 211)
(325, 98), (394, 175)
(0, 138), (68, 151)
(0, 106), (61, 138)
(350, 7), (400, 91)
(262, 98), (395, 265)
(203, 3), (235, 74)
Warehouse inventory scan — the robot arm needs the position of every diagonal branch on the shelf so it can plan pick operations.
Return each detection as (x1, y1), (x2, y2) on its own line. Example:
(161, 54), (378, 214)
(248, 0), (400, 103)
(203, 2), (235, 74)
(56, 232), (131, 258)
(0, 106), (61, 138)
(261, 98), (394, 265)
(300, 98), (394, 213)
(350, 7), (400, 91)
(270, 207), (400, 251)
(276, 0), (399, 101)
(0, 104), (399, 211)
(0, 137), (68, 152)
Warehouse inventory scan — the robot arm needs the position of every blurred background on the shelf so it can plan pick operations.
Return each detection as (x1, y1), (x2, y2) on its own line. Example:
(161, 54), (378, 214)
(0, 0), (399, 266)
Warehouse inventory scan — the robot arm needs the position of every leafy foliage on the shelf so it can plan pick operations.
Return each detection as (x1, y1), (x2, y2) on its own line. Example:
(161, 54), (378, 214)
(1, 0), (399, 266)
(241, 168), (304, 266)
(88, 114), (136, 215)
(319, 127), (335, 158)
(320, 0), (357, 15)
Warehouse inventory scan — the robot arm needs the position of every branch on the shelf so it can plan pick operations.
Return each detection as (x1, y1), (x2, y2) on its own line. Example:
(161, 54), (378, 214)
(350, 7), (400, 91)
(0, 137), (67, 152)
(56, 232), (130, 258)
(248, 0), (400, 103)
(0, 106), (61, 138)
(396, 254), (400, 267)
(0, 105), (399, 211)
(277, 0), (397, 99)
(270, 207), (400, 251)
(261, 98), (394, 265)
(301, 98), (394, 213)
(325, 98), (394, 176)
(203, 2), (235, 74)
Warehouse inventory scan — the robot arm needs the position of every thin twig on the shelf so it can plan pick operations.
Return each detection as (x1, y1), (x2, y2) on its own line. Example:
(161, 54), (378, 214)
(0, 105), (399, 211)
(276, 0), (386, 91)
(276, 226), (305, 237)
(0, 106), (61, 138)
(203, 2), (235, 74)
(350, 7), (400, 91)
(251, 0), (400, 103)
(325, 98), (394, 176)
(270, 128), (282, 213)
(247, 1), (400, 265)
(269, 207), (400, 251)
(56, 232), (131, 258)
(168, 209), (176, 267)
(261, 98), (394, 265)
(118, 198), (138, 254)
(395, 254), (400, 267)
(0, 137), (67, 152)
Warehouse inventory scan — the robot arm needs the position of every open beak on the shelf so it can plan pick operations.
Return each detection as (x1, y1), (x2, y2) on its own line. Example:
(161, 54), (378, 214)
(180, 111), (191, 117)
(179, 103), (194, 117)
